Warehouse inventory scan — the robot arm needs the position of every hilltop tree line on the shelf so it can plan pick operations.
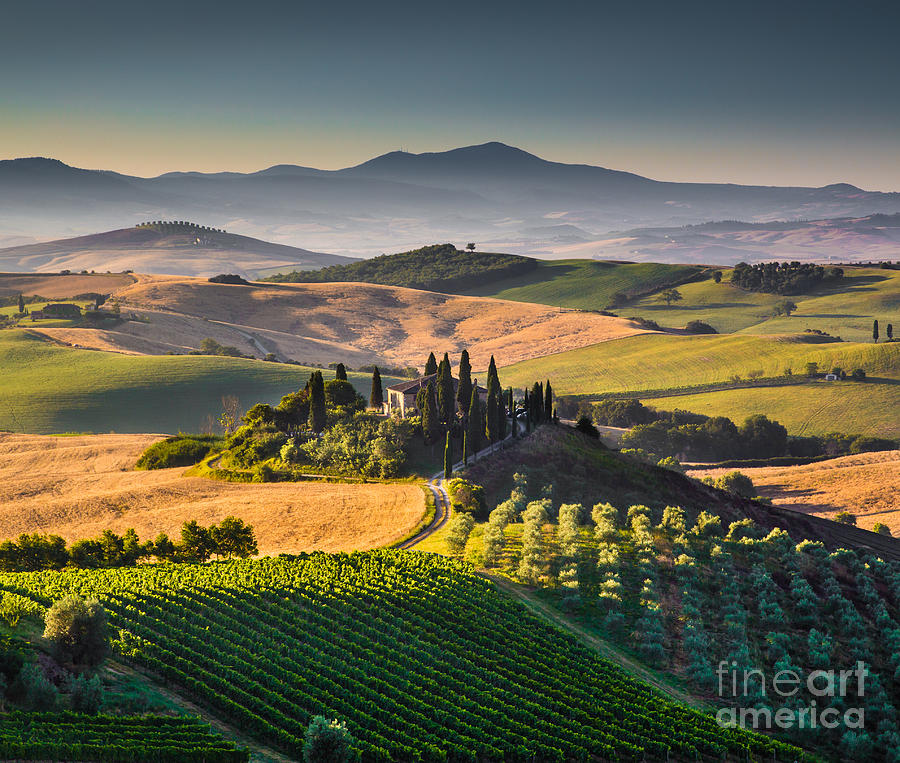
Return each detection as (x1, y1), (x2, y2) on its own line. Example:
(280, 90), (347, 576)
(262, 243), (538, 292)
(592, 398), (896, 462)
(136, 221), (225, 233)
(730, 261), (843, 295)
(0, 518), (257, 573)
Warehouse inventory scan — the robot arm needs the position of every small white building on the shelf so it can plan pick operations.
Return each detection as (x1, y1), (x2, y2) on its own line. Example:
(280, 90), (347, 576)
(383, 374), (486, 417)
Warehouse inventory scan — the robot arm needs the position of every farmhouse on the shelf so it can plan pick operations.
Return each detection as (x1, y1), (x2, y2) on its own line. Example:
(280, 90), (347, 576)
(30, 303), (82, 320)
(384, 374), (487, 417)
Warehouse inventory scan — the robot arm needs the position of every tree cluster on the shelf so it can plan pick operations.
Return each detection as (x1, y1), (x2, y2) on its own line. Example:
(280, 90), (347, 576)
(0, 518), (258, 572)
(730, 261), (843, 295)
(262, 243), (538, 292)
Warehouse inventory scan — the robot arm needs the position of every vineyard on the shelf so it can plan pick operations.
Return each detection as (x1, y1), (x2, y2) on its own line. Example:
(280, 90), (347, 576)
(0, 712), (248, 761)
(0, 551), (801, 762)
(465, 475), (900, 761)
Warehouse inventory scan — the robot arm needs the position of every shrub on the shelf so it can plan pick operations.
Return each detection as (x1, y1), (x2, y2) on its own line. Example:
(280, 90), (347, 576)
(849, 436), (897, 454)
(713, 471), (756, 499)
(303, 716), (354, 763)
(445, 513), (475, 557)
(44, 596), (109, 669)
(684, 320), (717, 334)
(851, 368), (867, 380)
(19, 663), (58, 710)
(446, 479), (487, 519)
(574, 416), (599, 438)
(135, 435), (222, 469)
(873, 523), (892, 537)
(208, 274), (250, 285)
(68, 673), (104, 714)
(834, 511), (857, 526)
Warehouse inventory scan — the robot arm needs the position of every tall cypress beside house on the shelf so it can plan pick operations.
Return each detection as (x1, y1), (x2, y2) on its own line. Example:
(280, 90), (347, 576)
(443, 431), (453, 478)
(437, 353), (455, 425)
(422, 380), (440, 444)
(334, 363), (347, 380)
(456, 349), (472, 415)
(544, 380), (553, 422)
(369, 367), (384, 409)
(424, 352), (438, 376)
(467, 387), (482, 456)
(308, 371), (327, 432)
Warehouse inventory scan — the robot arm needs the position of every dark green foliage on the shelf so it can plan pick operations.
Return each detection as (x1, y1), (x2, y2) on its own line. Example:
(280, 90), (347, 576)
(485, 388), (499, 445)
(324, 379), (364, 410)
(529, 382), (543, 424)
(592, 398), (656, 427)
(333, 362), (347, 381)
(43, 596), (109, 669)
(544, 379), (553, 422)
(209, 517), (258, 559)
(835, 511), (857, 525)
(195, 338), (245, 357)
(262, 243), (538, 292)
(308, 370), (326, 433)
(19, 663), (58, 710)
(712, 270), (723, 283)
(456, 349), (472, 414)
(466, 387), (482, 455)
(684, 320), (717, 334)
(179, 521), (215, 563)
(446, 478), (488, 520)
(711, 471), (756, 499)
(421, 380), (439, 444)
(443, 431), (453, 479)
(888, 323), (894, 340)
(17, 293), (24, 313)
(135, 435), (223, 470)
(208, 274), (250, 285)
(437, 353), (454, 424)
(0, 534), (68, 572)
(738, 414), (788, 459)
(68, 673), (104, 714)
(369, 367), (383, 409)
(423, 352), (438, 378)
(575, 416), (600, 438)
(874, 318), (880, 342)
(731, 261), (843, 294)
(302, 716), (353, 763)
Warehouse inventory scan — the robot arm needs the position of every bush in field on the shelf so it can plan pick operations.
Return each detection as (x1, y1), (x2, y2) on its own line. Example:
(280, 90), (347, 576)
(44, 596), (109, 669)
(713, 471), (756, 499)
(68, 673), (104, 714)
(136, 435), (223, 469)
(19, 663), (58, 710)
(835, 511), (857, 526)
(591, 502), (619, 542)
(303, 716), (354, 763)
(446, 479), (488, 519)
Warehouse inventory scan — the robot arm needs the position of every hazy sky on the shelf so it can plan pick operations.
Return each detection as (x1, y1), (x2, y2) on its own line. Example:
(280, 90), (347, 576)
(3, 0), (899, 189)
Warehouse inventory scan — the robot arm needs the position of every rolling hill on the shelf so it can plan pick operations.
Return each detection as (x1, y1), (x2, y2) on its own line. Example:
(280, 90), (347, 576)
(0, 221), (356, 278)
(4, 144), (899, 257)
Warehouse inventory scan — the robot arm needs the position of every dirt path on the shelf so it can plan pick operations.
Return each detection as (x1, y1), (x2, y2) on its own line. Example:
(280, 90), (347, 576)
(486, 575), (711, 711)
(400, 478), (450, 548)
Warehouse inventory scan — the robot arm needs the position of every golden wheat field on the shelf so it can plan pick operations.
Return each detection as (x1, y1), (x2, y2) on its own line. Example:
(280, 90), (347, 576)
(28, 274), (648, 369)
(687, 450), (900, 533)
(0, 433), (425, 554)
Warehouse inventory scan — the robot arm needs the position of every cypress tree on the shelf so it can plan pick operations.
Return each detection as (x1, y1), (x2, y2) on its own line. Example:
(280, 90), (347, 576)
(874, 319), (880, 343)
(369, 367), (383, 409)
(487, 355), (500, 395)
(523, 390), (530, 432)
(308, 371), (327, 432)
(422, 380), (439, 444)
(456, 349), (472, 414)
(888, 323), (894, 341)
(437, 353), (455, 424)
(444, 431), (453, 478)
(424, 352), (438, 376)
(17, 293), (24, 314)
(530, 382), (543, 424)
(462, 431), (469, 465)
(334, 362), (347, 380)
(467, 387), (482, 456)
(544, 380), (553, 422)
(485, 387), (498, 448)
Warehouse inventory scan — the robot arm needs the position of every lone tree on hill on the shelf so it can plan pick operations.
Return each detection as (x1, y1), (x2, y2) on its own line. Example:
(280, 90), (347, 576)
(712, 270), (723, 283)
(209, 516), (258, 559)
(302, 716), (353, 763)
(44, 595), (109, 669)
(369, 367), (383, 409)
(873, 319), (880, 343)
(17, 293), (24, 314)
(444, 431), (453, 478)
(456, 349), (473, 415)
(773, 300), (798, 317)
(334, 362), (347, 381)
(308, 371), (327, 432)
(658, 288), (683, 307)
(888, 323), (894, 341)
(424, 352), (438, 376)
(466, 243), (476, 252)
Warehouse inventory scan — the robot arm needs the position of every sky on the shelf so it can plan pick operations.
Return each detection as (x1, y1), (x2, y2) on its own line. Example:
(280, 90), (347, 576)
(2, 0), (899, 189)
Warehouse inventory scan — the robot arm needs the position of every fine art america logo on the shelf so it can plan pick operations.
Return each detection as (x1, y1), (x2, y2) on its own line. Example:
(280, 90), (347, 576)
(715, 661), (868, 730)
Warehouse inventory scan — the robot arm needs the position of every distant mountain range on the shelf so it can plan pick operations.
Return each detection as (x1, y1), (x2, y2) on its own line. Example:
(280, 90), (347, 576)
(2, 142), (900, 261)
(0, 222), (357, 278)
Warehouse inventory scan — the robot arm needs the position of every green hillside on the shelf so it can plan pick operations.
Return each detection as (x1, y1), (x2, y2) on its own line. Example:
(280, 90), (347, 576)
(459, 259), (703, 310)
(501, 333), (900, 395)
(625, 267), (900, 341)
(641, 382), (900, 439)
(0, 330), (388, 434)
(0, 551), (801, 762)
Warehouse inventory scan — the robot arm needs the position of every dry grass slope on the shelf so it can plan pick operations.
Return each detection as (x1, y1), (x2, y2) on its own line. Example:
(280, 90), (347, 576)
(0, 433), (425, 555)
(688, 450), (900, 533)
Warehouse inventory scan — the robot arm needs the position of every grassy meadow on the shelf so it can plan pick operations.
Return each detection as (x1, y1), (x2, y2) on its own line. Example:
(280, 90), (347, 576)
(0, 330), (390, 434)
(459, 259), (703, 310)
(642, 381), (900, 438)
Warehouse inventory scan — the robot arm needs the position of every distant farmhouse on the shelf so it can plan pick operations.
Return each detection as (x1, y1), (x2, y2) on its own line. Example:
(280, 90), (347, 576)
(30, 303), (82, 320)
(384, 373), (487, 417)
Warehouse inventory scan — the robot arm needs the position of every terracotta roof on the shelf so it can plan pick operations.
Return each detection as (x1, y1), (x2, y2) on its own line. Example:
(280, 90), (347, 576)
(386, 374), (486, 394)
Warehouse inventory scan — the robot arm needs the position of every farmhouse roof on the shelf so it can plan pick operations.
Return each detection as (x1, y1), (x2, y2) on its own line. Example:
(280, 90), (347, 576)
(386, 373), (486, 394)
